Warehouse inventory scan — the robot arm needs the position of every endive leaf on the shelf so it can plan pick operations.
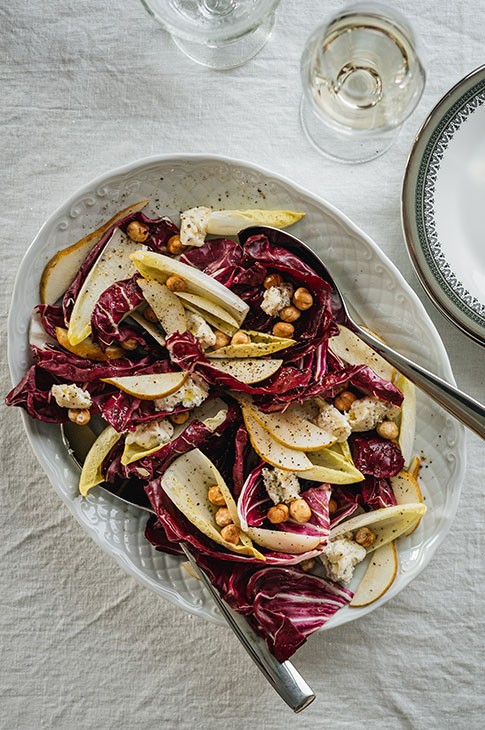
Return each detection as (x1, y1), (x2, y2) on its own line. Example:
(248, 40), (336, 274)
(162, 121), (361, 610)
(79, 425), (123, 496)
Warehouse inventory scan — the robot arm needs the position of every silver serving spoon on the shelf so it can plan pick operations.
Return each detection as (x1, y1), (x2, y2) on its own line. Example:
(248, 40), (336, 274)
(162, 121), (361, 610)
(61, 421), (315, 713)
(238, 225), (485, 439)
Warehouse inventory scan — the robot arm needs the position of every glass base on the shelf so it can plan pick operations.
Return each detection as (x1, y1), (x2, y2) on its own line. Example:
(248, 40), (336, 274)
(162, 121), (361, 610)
(300, 96), (400, 164)
(172, 12), (275, 70)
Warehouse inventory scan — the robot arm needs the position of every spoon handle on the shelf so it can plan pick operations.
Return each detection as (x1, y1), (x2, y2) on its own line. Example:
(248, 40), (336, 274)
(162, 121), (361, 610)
(353, 325), (485, 439)
(179, 543), (316, 713)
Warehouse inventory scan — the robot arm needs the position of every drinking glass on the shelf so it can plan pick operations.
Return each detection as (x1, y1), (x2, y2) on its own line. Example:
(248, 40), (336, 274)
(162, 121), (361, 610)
(141, 0), (281, 70)
(300, 3), (425, 163)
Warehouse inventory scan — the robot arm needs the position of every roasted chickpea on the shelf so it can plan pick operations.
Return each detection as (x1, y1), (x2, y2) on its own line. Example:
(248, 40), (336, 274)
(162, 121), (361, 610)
(167, 235), (185, 255)
(170, 411), (190, 425)
(231, 331), (251, 345)
(289, 498), (312, 523)
(143, 305), (159, 323)
(272, 321), (295, 339)
(68, 408), (91, 426)
(376, 420), (399, 440)
(267, 503), (290, 524)
(208, 485), (226, 507)
(292, 287), (313, 311)
(213, 330), (231, 349)
(165, 274), (187, 292)
(121, 338), (138, 351)
(278, 305), (301, 323)
(354, 527), (377, 548)
(334, 390), (358, 412)
(220, 524), (240, 545)
(126, 220), (150, 243)
(263, 273), (283, 289)
(300, 558), (316, 572)
(328, 498), (338, 515)
(215, 507), (233, 527)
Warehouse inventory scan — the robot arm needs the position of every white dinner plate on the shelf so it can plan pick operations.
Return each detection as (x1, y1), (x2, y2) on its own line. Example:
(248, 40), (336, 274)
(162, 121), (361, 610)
(8, 154), (466, 631)
(402, 65), (485, 346)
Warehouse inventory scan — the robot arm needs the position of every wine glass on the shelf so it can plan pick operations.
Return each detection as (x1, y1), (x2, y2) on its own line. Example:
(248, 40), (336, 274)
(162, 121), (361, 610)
(141, 0), (281, 70)
(300, 3), (426, 163)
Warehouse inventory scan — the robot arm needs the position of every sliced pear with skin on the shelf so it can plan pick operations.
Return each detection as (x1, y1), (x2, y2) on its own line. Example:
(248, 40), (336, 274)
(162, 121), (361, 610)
(137, 278), (187, 336)
(408, 455), (421, 480)
(79, 425), (123, 496)
(206, 209), (305, 235)
(350, 541), (398, 607)
(246, 526), (322, 554)
(161, 449), (264, 559)
(208, 331), (295, 359)
(55, 326), (124, 361)
(246, 404), (336, 452)
(40, 200), (148, 305)
(67, 228), (145, 346)
(101, 371), (188, 400)
(242, 406), (313, 472)
(174, 291), (239, 336)
(390, 470), (424, 536)
(128, 311), (166, 347)
(330, 503), (426, 553)
(394, 373), (416, 468)
(329, 324), (395, 381)
(130, 249), (249, 326)
(210, 358), (283, 384)
(300, 447), (364, 484)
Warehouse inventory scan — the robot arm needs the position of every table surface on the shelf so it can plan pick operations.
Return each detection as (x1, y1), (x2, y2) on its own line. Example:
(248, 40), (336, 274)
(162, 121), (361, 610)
(1, 1), (484, 728)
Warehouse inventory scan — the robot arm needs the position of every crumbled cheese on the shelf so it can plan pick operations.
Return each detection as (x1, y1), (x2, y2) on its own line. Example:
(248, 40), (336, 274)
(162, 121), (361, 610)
(347, 397), (401, 432)
(260, 284), (293, 316)
(180, 206), (212, 247)
(51, 383), (92, 410)
(154, 374), (209, 412)
(186, 311), (216, 349)
(316, 401), (351, 443)
(320, 536), (367, 583)
(125, 418), (174, 450)
(262, 467), (301, 505)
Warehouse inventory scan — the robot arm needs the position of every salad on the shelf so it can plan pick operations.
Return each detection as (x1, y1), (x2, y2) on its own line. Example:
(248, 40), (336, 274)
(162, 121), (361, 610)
(6, 201), (425, 661)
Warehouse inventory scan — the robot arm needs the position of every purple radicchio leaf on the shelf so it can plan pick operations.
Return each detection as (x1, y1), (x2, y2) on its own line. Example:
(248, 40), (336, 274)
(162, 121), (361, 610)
(351, 435), (405, 478)
(91, 276), (144, 350)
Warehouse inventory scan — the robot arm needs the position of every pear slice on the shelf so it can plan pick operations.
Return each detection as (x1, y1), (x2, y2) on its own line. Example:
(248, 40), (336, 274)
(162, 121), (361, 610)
(101, 371), (188, 400)
(242, 406), (313, 472)
(79, 425), (123, 496)
(207, 331), (295, 359)
(349, 541), (398, 607)
(55, 326), (124, 361)
(67, 228), (145, 346)
(246, 526), (321, 554)
(162, 449), (264, 559)
(128, 311), (166, 347)
(330, 503), (426, 553)
(329, 324), (395, 381)
(174, 291), (239, 336)
(408, 455), (421, 480)
(390, 470), (424, 536)
(394, 373), (416, 468)
(137, 278), (187, 336)
(206, 209), (305, 235)
(210, 358), (283, 384)
(299, 447), (364, 484)
(130, 250), (249, 326)
(40, 200), (148, 305)
(246, 404), (336, 452)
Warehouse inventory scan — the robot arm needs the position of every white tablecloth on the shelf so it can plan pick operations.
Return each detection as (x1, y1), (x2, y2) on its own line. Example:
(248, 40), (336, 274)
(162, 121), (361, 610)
(1, 1), (484, 728)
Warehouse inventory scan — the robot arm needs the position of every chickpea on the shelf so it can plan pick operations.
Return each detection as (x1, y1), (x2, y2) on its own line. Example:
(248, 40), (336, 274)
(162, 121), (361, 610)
(165, 274), (187, 292)
(292, 287), (313, 311)
(208, 485), (226, 507)
(278, 305), (301, 323)
(143, 305), (159, 323)
(300, 558), (316, 572)
(126, 220), (150, 243)
(328, 498), (338, 515)
(354, 527), (377, 548)
(334, 390), (358, 412)
(289, 498), (312, 523)
(231, 331), (251, 345)
(167, 235), (185, 255)
(170, 411), (190, 425)
(68, 408), (91, 426)
(215, 507), (233, 527)
(121, 338), (138, 351)
(220, 524), (240, 545)
(376, 420), (399, 440)
(272, 321), (295, 339)
(213, 330), (231, 349)
(263, 273), (283, 289)
(267, 503), (290, 524)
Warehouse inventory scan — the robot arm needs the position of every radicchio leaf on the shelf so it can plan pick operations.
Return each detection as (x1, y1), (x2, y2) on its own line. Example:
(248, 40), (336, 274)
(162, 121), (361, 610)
(351, 435), (405, 478)
(361, 476), (397, 509)
(5, 365), (66, 423)
(91, 276), (144, 349)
